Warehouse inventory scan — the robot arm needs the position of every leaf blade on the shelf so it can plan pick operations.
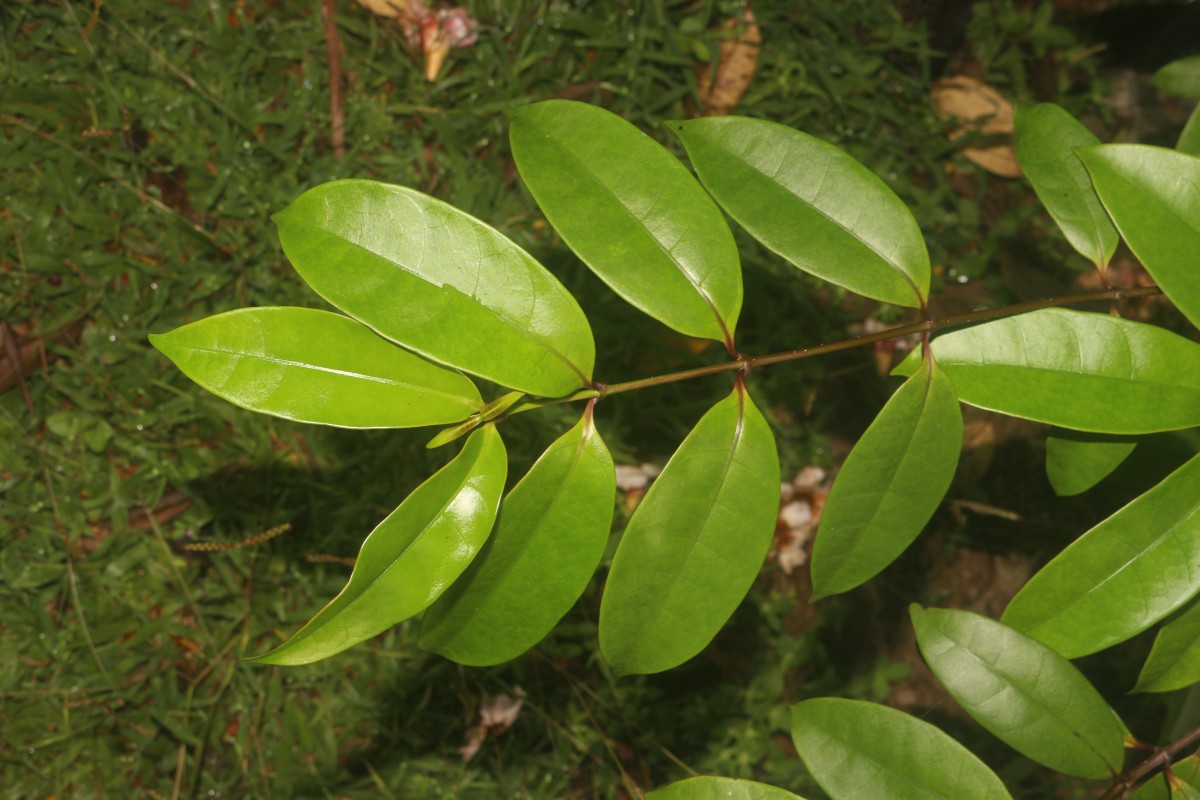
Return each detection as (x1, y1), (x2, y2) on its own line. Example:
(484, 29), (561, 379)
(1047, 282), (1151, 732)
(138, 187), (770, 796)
(274, 179), (595, 397)
(509, 100), (742, 343)
(599, 381), (779, 675)
(647, 777), (806, 800)
(811, 353), (962, 599)
(150, 307), (482, 428)
(1045, 429), (1137, 497)
(248, 425), (507, 666)
(1133, 596), (1200, 693)
(1153, 55), (1200, 98)
(419, 408), (616, 665)
(671, 116), (929, 308)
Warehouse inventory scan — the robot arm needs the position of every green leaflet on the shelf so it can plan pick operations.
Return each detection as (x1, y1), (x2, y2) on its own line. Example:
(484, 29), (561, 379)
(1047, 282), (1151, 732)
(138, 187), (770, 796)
(1180, 105), (1200, 157)
(1134, 596), (1200, 693)
(670, 116), (929, 308)
(1013, 104), (1117, 269)
(419, 408), (615, 665)
(647, 777), (805, 800)
(811, 352), (961, 599)
(1080, 145), (1200, 330)
(150, 307), (481, 429)
(509, 101), (742, 345)
(1045, 429), (1137, 497)
(599, 380), (779, 676)
(910, 606), (1127, 780)
(790, 698), (1012, 800)
(1128, 756), (1200, 800)
(1003, 451), (1200, 658)
(1153, 55), (1200, 98)
(274, 179), (595, 398)
(248, 425), (507, 666)
(894, 309), (1200, 434)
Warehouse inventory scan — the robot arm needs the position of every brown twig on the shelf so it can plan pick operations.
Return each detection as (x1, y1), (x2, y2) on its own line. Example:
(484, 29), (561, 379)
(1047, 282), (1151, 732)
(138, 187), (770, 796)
(1102, 723), (1200, 799)
(321, 0), (345, 160)
(0, 320), (34, 414)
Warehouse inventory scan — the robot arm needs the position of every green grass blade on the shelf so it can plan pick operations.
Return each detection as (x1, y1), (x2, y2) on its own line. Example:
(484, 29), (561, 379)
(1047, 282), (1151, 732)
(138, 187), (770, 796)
(274, 179), (595, 397)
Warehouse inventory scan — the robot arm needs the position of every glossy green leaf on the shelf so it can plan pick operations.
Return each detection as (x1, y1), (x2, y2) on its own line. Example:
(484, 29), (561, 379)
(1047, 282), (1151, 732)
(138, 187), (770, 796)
(150, 307), (482, 428)
(1045, 429), (1137, 497)
(911, 606), (1126, 779)
(248, 425), (506, 666)
(1134, 597), (1200, 693)
(1013, 104), (1117, 269)
(1154, 55), (1200, 98)
(274, 179), (594, 397)
(895, 309), (1200, 433)
(1129, 757), (1200, 800)
(670, 116), (929, 308)
(647, 777), (805, 800)
(1004, 451), (1200, 658)
(599, 380), (779, 675)
(1080, 145), (1200, 329)
(790, 698), (1012, 800)
(1174, 780), (1200, 800)
(811, 353), (961, 599)
(509, 100), (742, 344)
(419, 408), (615, 665)
(1180, 104), (1200, 157)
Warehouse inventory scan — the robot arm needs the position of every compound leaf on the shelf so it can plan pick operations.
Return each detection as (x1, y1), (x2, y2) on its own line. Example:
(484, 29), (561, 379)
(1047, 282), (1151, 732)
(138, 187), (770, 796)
(1045, 429), (1137, 497)
(1079, 145), (1200, 330)
(1004, 451), (1200, 658)
(1134, 596), (1200, 694)
(274, 179), (594, 398)
(671, 116), (929, 308)
(790, 698), (1012, 800)
(248, 425), (506, 666)
(811, 352), (961, 599)
(1013, 104), (1117, 269)
(599, 380), (779, 676)
(1153, 55), (1200, 98)
(509, 100), (742, 345)
(150, 307), (481, 429)
(911, 606), (1126, 780)
(647, 777), (805, 800)
(895, 309), (1200, 434)
(419, 407), (615, 665)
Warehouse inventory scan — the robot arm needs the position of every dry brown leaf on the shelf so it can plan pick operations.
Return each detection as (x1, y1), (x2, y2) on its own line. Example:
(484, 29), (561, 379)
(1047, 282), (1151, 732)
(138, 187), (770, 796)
(459, 690), (525, 761)
(699, 6), (762, 116)
(931, 76), (1022, 178)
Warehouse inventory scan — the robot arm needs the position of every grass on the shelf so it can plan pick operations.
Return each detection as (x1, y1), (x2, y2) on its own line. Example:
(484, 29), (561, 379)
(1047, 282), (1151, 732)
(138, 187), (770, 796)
(0, 0), (1182, 797)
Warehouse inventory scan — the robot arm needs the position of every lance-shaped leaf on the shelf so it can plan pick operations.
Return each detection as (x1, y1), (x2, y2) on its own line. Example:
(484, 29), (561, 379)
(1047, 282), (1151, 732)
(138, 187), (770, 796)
(599, 380), (779, 676)
(1153, 55), (1200, 98)
(811, 352), (961, 599)
(1134, 596), (1200, 694)
(509, 101), (742, 345)
(894, 309), (1200, 434)
(1013, 104), (1117, 269)
(150, 307), (481, 429)
(419, 407), (615, 665)
(274, 179), (595, 398)
(1129, 755), (1200, 800)
(790, 698), (1012, 800)
(248, 425), (506, 666)
(1180, 105), (1200, 157)
(1079, 145), (1200, 330)
(1045, 429), (1137, 497)
(647, 777), (806, 800)
(670, 116), (929, 308)
(911, 606), (1127, 780)
(1003, 451), (1200, 658)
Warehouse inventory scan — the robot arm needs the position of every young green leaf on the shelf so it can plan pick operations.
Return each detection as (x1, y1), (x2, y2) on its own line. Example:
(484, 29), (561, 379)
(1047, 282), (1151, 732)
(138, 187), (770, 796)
(895, 309), (1200, 433)
(1003, 451), (1200, 658)
(1180, 105), (1200, 157)
(1128, 756), (1200, 800)
(150, 307), (482, 428)
(1134, 596), (1200, 693)
(274, 179), (595, 398)
(509, 100), (742, 346)
(790, 698), (1012, 800)
(1045, 429), (1137, 497)
(1013, 104), (1117, 269)
(1079, 145), (1200, 330)
(599, 379), (779, 676)
(1153, 55), (1200, 98)
(248, 425), (507, 666)
(647, 776), (805, 800)
(670, 116), (929, 308)
(419, 407), (615, 665)
(811, 352), (961, 599)
(910, 606), (1127, 780)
